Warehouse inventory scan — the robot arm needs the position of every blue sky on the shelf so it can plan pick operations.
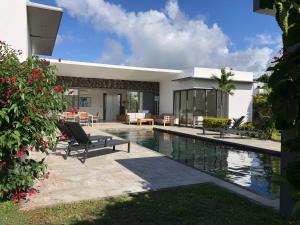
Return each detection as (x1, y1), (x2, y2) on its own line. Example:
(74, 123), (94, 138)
(34, 0), (281, 73)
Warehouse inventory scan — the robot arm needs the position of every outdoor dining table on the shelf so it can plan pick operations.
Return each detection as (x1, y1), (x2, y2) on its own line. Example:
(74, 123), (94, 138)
(60, 113), (94, 126)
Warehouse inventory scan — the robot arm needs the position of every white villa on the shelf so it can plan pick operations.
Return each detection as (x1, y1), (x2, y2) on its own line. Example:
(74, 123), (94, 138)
(1, 0), (254, 126)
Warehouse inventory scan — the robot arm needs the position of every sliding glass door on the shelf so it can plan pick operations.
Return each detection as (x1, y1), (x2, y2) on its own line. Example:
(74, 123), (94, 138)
(173, 89), (228, 127)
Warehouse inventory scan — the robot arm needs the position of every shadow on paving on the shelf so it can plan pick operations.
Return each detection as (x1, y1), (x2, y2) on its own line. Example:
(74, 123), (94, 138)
(116, 156), (206, 190)
(56, 148), (121, 162)
(68, 183), (289, 225)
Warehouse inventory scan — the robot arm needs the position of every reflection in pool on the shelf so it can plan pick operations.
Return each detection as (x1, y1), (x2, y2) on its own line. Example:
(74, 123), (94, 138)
(105, 129), (280, 198)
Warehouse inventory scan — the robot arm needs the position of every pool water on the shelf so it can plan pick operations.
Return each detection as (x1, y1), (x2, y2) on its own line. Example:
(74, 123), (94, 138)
(105, 129), (280, 198)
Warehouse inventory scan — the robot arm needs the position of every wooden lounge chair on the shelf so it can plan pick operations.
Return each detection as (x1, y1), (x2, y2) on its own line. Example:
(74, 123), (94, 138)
(55, 122), (112, 152)
(65, 122), (130, 163)
(154, 115), (174, 126)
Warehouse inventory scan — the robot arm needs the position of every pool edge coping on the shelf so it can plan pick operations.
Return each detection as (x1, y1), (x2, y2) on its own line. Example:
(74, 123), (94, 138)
(153, 127), (281, 157)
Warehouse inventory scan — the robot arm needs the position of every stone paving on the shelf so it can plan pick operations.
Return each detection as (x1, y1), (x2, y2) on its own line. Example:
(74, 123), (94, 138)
(154, 125), (281, 154)
(21, 124), (279, 210)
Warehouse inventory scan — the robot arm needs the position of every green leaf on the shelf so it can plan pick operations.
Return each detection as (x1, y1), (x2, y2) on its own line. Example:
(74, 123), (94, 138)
(292, 200), (300, 218)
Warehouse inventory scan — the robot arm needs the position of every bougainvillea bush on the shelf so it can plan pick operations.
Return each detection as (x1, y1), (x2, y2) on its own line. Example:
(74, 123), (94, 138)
(0, 41), (68, 201)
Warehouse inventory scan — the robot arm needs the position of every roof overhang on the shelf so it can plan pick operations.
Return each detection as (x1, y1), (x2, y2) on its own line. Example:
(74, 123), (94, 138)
(27, 2), (63, 56)
(174, 67), (253, 83)
(172, 77), (254, 84)
(48, 59), (182, 82)
(253, 0), (276, 16)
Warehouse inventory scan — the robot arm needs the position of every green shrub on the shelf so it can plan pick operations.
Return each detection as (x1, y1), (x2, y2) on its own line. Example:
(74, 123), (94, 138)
(203, 118), (231, 128)
(239, 122), (255, 130)
(0, 41), (68, 201)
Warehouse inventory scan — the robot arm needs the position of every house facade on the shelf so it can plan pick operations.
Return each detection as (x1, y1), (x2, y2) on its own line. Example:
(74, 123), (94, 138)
(1, 0), (254, 125)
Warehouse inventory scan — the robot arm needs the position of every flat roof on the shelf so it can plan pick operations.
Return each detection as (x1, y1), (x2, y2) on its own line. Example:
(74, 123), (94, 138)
(47, 59), (254, 83)
(48, 59), (182, 82)
(27, 1), (63, 56)
(253, 0), (275, 16)
(175, 67), (253, 83)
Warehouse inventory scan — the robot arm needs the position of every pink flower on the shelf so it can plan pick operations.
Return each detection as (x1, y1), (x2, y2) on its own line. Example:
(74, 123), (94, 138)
(15, 151), (25, 158)
(2, 101), (7, 106)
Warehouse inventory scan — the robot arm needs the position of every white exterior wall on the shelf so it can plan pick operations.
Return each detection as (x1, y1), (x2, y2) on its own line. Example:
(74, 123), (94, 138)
(228, 83), (253, 122)
(159, 78), (253, 121)
(159, 80), (175, 114)
(0, 0), (30, 60)
(76, 88), (127, 119)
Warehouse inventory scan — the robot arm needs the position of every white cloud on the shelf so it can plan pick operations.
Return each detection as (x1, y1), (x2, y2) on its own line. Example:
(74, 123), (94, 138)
(55, 34), (63, 45)
(245, 34), (282, 48)
(56, 0), (279, 73)
(99, 38), (126, 65)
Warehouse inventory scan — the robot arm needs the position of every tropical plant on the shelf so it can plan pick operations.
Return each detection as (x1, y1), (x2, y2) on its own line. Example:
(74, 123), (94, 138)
(254, 73), (270, 83)
(211, 68), (236, 117)
(259, 0), (300, 218)
(0, 41), (68, 201)
(252, 74), (275, 138)
(260, 0), (300, 51)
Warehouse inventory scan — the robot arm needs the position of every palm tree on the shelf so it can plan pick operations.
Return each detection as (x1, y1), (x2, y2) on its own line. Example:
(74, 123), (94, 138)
(211, 68), (236, 118)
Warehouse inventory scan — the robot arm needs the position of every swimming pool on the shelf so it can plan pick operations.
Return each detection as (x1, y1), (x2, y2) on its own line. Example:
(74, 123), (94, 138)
(105, 128), (280, 198)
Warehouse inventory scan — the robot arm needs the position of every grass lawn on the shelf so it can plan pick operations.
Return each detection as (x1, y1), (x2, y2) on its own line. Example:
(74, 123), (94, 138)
(0, 183), (294, 225)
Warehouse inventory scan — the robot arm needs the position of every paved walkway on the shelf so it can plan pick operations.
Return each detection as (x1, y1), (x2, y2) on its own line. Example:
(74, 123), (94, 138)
(155, 126), (281, 154)
(21, 125), (279, 210)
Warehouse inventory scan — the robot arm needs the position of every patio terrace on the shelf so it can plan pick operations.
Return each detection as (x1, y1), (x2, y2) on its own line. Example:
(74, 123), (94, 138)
(21, 124), (279, 211)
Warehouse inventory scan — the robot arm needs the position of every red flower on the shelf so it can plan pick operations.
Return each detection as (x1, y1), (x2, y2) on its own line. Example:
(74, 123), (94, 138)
(45, 172), (50, 179)
(11, 191), (27, 202)
(15, 151), (25, 158)
(2, 101), (7, 106)
(29, 189), (37, 197)
(42, 141), (49, 148)
(11, 194), (19, 203)
(1, 77), (7, 83)
(59, 119), (65, 125)
(9, 77), (16, 83)
(28, 78), (34, 84)
(6, 90), (12, 99)
(31, 68), (44, 79)
(19, 192), (26, 198)
(54, 87), (64, 93)
(1, 160), (7, 168)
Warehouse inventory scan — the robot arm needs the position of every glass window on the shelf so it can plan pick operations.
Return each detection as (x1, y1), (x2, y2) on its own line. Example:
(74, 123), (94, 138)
(128, 92), (139, 113)
(174, 91), (180, 125)
(194, 90), (206, 117)
(187, 90), (194, 126)
(180, 91), (187, 125)
(206, 90), (217, 117)
(79, 97), (92, 107)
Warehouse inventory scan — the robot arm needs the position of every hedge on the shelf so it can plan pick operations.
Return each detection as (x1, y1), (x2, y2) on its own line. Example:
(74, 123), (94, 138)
(203, 118), (231, 128)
